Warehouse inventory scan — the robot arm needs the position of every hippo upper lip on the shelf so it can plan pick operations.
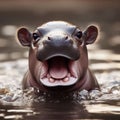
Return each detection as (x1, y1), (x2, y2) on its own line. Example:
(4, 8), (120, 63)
(39, 56), (79, 87)
(42, 53), (78, 61)
(37, 43), (80, 61)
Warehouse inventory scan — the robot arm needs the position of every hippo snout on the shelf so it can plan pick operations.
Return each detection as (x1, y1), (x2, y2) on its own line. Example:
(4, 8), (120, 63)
(36, 32), (80, 61)
(45, 32), (72, 47)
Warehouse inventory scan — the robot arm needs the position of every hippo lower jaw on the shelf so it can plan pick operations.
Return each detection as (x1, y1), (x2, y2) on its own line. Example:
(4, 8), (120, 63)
(39, 56), (79, 87)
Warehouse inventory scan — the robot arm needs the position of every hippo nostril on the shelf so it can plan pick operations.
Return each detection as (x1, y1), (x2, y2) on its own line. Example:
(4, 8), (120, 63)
(65, 36), (68, 40)
(64, 36), (73, 45)
(48, 37), (51, 40)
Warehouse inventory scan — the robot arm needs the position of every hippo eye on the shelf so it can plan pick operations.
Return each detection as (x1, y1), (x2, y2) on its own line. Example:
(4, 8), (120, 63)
(33, 33), (40, 41)
(75, 31), (82, 39)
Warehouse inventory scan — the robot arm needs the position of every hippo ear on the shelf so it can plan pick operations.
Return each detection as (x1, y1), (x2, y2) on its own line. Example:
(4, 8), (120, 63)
(83, 25), (98, 45)
(17, 27), (32, 47)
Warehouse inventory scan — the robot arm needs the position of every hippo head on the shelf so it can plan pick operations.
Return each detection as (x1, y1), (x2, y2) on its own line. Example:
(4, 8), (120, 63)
(17, 21), (98, 92)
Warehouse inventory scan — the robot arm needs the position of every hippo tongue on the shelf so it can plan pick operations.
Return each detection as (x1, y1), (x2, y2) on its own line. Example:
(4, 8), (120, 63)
(49, 57), (68, 79)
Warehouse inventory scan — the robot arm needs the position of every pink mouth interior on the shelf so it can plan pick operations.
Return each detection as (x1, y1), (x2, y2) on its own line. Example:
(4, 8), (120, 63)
(49, 57), (68, 80)
(40, 56), (78, 87)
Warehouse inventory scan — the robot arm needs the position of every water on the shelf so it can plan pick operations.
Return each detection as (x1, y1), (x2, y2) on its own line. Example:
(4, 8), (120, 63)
(0, 100), (119, 120)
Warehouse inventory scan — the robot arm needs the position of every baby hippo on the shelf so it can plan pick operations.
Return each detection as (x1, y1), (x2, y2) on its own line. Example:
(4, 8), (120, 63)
(17, 21), (99, 93)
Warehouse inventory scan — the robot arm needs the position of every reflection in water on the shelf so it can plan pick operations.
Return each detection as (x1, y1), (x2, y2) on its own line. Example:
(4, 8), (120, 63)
(29, 101), (88, 120)
(0, 100), (88, 120)
(0, 99), (120, 120)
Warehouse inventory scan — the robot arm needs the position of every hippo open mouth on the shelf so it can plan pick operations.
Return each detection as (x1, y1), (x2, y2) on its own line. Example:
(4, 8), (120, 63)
(40, 56), (78, 87)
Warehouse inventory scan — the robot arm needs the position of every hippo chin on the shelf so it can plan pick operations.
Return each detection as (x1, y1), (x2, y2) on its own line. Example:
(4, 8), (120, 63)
(17, 21), (99, 93)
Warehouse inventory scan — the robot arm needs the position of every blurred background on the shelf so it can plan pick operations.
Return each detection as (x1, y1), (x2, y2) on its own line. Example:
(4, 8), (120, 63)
(0, 0), (120, 71)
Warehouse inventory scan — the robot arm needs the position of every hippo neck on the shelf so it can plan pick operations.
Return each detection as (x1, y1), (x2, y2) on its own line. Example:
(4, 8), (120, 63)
(28, 48), (40, 78)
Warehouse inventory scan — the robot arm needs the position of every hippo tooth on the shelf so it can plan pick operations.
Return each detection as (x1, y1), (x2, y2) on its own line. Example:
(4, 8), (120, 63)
(49, 78), (55, 83)
(63, 77), (69, 82)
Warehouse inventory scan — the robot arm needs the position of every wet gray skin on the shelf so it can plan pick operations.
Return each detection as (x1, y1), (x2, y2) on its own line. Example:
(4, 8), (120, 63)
(17, 21), (99, 92)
